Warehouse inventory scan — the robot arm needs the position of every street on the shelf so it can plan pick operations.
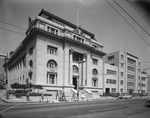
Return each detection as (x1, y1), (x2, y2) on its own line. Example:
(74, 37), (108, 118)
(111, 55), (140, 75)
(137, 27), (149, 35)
(0, 98), (150, 118)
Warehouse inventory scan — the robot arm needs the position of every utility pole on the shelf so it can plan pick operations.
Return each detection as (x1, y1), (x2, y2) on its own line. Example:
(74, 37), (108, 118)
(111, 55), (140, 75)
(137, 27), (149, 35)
(77, 60), (85, 101)
(4, 54), (9, 99)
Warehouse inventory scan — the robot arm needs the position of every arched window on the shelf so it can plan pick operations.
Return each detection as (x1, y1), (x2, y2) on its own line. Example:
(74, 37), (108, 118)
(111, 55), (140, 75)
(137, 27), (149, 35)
(73, 65), (78, 73)
(47, 60), (57, 85)
(47, 60), (57, 69)
(29, 60), (33, 68)
(92, 69), (98, 75)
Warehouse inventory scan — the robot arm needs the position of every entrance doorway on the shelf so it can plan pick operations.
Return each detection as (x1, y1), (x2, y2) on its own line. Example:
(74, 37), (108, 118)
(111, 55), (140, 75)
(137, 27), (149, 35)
(73, 77), (77, 89)
(105, 88), (110, 95)
(129, 89), (133, 95)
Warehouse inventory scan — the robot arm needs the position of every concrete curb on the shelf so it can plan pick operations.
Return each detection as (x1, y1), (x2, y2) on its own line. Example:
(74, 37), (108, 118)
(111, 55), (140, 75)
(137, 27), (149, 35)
(1, 95), (148, 104)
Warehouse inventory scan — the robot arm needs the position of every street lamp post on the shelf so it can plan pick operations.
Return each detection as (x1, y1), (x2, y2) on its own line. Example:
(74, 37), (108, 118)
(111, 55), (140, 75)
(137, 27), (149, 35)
(77, 60), (85, 101)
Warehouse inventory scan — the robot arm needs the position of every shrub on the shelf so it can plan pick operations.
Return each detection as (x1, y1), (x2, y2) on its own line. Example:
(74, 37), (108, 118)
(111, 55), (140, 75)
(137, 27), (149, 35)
(132, 93), (147, 97)
(11, 91), (52, 98)
(14, 93), (25, 98)
(30, 92), (52, 96)
(109, 93), (120, 97)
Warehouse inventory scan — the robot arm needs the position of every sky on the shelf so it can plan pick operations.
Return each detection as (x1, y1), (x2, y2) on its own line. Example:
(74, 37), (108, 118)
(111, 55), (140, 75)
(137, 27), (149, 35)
(0, 0), (150, 68)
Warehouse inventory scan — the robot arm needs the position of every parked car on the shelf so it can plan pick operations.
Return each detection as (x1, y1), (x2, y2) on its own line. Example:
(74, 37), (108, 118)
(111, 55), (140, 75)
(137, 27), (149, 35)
(122, 95), (132, 99)
(145, 98), (150, 106)
(117, 95), (124, 99)
(117, 94), (132, 99)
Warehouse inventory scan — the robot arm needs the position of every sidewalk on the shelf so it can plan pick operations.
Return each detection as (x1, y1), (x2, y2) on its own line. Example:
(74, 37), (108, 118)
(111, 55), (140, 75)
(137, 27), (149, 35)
(0, 93), (149, 104)
(0, 94), (27, 103)
(0, 94), (116, 104)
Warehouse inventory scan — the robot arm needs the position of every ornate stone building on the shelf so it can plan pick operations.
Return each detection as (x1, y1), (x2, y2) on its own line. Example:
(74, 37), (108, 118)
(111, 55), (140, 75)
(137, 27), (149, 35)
(5, 9), (106, 96)
(0, 54), (7, 89)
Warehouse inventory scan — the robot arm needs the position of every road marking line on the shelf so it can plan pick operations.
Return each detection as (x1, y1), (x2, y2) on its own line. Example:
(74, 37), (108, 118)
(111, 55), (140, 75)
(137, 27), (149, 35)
(89, 107), (122, 113)
(102, 107), (122, 111)
(89, 109), (99, 112)
(0, 103), (23, 113)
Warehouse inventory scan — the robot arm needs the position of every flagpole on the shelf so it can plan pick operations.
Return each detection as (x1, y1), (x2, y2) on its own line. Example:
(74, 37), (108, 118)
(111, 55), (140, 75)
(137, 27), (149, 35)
(77, 9), (79, 29)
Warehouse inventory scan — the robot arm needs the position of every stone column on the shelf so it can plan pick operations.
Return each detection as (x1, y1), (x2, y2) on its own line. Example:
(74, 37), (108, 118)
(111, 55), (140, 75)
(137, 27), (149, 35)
(69, 49), (74, 85)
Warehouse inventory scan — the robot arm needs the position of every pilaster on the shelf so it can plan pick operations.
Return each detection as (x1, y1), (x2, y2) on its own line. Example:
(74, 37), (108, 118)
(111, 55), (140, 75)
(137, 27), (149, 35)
(69, 49), (74, 85)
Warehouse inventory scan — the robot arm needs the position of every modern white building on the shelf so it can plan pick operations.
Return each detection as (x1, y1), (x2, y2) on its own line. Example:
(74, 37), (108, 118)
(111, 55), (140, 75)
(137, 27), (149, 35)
(104, 51), (148, 95)
(4, 9), (106, 97)
(138, 70), (148, 94)
(103, 63), (119, 95)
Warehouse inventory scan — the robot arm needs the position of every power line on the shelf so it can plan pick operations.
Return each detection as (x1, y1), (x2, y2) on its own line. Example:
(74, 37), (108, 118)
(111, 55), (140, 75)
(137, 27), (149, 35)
(0, 20), (26, 30)
(113, 0), (150, 37)
(105, 0), (150, 47)
(126, 0), (150, 26)
(0, 27), (25, 36)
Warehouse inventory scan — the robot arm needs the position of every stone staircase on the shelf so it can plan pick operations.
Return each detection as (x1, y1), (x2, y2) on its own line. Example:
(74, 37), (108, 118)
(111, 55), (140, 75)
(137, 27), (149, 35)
(70, 89), (93, 100)
(84, 89), (93, 98)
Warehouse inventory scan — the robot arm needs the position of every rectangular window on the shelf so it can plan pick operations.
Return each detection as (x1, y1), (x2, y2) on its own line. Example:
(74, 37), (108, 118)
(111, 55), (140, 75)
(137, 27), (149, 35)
(106, 79), (116, 84)
(120, 89), (123, 93)
(138, 76), (140, 81)
(141, 90), (145, 93)
(127, 82), (135, 86)
(121, 63), (124, 68)
(121, 55), (124, 60)
(127, 66), (135, 72)
(121, 72), (124, 77)
(92, 59), (98, 65)
(47, 73), (56, 84)
(127, 58), (136, 65)
(141, 84), (145, 87)
(107, 69), (116, 75)
(47, 45), (57, 55)
(107, 55), (115, 61)
(111, 88), (116, 93)
(120, 80), (123, 85)
(141, 77), (146, 81)
(127, 74), (135, 79)
(138, 83), (141, 86)
(139, 69), (141, 73)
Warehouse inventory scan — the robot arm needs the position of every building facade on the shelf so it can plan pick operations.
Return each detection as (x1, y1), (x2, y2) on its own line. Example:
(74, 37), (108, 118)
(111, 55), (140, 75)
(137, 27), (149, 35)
(0, 54), (7, 89)
(5, 9), (106, 96)
(104, 51), (148, 95)
(103, 63), (119, 95)
(137, 71), (148, 94)
(148, 75), (150, 96)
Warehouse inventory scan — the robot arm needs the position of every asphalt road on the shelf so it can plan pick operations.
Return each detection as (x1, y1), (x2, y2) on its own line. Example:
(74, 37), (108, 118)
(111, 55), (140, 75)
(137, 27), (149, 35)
(0, 98), (150, 118)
